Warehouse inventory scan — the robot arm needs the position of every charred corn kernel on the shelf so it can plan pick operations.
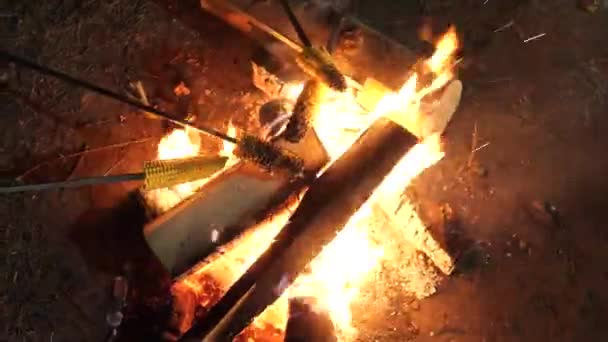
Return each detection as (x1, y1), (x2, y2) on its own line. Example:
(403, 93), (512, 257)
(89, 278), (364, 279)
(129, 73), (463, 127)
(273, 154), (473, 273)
(282, 80), (326, 143)
(296, 47), (347, 92)
(143, 156), (229, 190)
(236, 135), (304, 175)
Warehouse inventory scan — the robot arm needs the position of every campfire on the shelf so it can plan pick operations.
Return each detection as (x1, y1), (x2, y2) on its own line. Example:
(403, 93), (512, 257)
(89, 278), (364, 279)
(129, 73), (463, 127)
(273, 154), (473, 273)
(144, 124), (239, 213)
(142, 27), (461, 341)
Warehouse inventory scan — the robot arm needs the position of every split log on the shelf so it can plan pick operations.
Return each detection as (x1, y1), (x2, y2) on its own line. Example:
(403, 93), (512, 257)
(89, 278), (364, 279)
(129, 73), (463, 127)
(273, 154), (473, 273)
(180, 117), (419, 341)
(144, 129), (328, 277)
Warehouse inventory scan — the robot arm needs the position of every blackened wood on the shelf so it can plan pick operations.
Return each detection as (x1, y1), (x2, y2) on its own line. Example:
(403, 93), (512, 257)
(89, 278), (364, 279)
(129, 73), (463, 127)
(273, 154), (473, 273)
(180, 117), (418, 341)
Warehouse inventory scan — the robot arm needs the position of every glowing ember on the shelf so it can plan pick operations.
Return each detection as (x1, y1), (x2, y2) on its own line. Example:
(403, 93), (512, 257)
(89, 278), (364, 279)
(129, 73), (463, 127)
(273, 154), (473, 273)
(174, 82), (191, 96)
(159, 26), (459, 341)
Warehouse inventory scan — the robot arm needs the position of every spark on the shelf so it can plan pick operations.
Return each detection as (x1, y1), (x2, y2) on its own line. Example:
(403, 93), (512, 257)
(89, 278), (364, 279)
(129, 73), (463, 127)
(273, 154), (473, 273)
(472, 141), (490, 153)
(524, 32), (546, 43)
(494, 20), (514, 33)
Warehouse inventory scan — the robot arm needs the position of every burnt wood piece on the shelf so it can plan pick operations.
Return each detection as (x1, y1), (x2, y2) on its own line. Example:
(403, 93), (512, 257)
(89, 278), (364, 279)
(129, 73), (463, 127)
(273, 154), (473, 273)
(180, 117), (419, 341)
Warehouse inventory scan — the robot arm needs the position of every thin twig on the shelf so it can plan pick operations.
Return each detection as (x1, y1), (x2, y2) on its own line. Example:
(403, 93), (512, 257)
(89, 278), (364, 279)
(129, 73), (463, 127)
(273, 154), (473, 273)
(17, 137), (152, 181)
(66, 145), (87, 180)
(464, 122), (489, 170)
(104, 155), (125, 176)
(466, 122), (478, 168)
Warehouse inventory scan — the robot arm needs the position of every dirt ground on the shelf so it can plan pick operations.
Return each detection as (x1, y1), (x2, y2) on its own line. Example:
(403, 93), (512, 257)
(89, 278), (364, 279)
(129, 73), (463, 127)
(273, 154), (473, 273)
(1, 0), (607, 341)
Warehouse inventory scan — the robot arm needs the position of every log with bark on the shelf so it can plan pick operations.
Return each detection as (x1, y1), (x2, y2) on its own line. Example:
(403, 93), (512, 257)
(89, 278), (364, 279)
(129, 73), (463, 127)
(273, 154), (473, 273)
(180, 116), (419, 341)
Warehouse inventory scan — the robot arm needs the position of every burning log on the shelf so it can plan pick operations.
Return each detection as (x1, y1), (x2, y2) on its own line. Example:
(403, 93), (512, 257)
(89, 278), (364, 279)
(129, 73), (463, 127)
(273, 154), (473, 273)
(181, 116), (420, 341)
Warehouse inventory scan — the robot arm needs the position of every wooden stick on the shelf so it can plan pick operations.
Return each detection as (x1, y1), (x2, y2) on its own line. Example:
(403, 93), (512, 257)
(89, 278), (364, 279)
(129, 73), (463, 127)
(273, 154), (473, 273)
(180, 117), (419, 340)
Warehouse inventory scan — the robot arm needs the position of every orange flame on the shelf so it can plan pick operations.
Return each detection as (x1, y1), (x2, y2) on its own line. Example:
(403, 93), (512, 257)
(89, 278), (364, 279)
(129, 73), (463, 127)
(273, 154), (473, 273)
(427, 26), (458, 76)
(160, 27), (459, 340)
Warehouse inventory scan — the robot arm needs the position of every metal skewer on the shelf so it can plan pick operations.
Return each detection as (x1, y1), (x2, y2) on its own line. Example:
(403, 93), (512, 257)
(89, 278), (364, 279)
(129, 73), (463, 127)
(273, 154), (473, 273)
(278, 0), (312, 47)
(0, 156), (230, 193)
(0, 49), (237, 144)
(0, 173), (144, 193)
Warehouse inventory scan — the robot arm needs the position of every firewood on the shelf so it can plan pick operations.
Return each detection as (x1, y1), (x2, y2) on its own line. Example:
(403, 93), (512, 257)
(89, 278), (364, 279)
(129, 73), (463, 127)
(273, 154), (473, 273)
(181, 117), (419, 340)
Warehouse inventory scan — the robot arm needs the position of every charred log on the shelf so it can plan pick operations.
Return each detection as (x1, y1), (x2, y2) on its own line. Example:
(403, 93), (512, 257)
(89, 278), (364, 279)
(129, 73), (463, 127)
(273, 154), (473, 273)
(180, 117), (419, 341)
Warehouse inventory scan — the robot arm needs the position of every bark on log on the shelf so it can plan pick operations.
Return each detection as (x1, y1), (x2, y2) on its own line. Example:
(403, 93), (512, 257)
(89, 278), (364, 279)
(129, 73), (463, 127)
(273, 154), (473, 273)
(180, 117), (418, 341)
